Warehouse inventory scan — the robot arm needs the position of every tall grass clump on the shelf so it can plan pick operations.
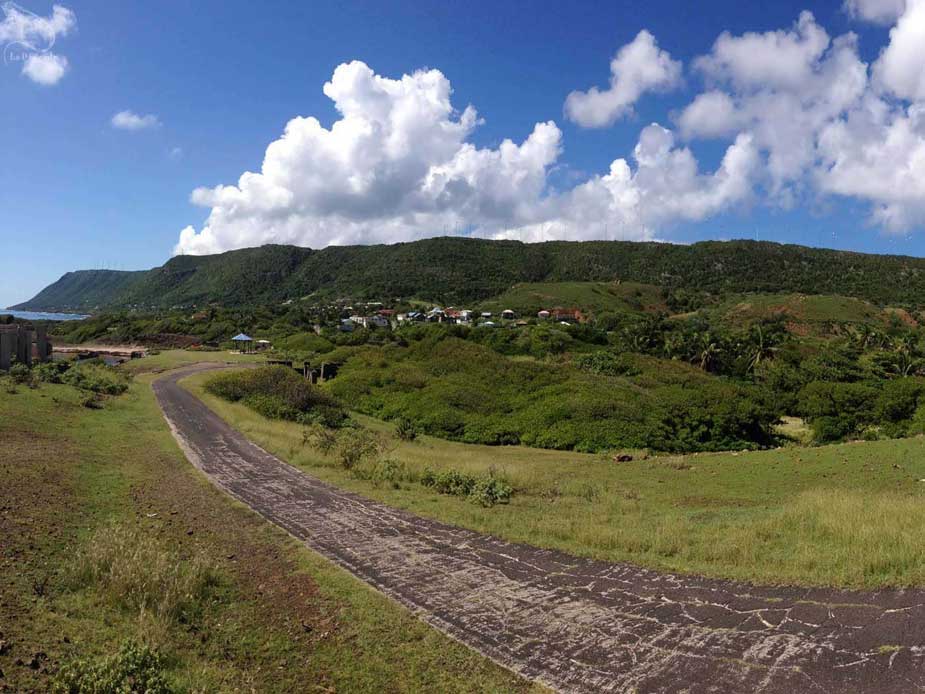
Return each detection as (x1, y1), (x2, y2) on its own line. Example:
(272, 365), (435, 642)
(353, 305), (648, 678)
(66, 524), (221, 626)
(206, 366), (346, 426)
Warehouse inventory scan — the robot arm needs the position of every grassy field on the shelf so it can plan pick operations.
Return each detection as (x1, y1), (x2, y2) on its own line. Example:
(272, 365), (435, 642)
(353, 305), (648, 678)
(118, 348), (266, 375)
(0, 367), (536, 692)
(184, 369), (925, 590)
(714, 293), (893, 331)
(478, 281), (666, 316)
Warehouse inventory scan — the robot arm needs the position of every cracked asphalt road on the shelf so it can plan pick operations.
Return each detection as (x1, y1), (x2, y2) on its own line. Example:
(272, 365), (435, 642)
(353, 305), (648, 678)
(154, 364), (925, 693)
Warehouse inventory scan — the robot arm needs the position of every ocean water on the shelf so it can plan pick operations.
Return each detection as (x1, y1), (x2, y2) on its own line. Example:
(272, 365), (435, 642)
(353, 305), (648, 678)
(2, 310), (89, 321)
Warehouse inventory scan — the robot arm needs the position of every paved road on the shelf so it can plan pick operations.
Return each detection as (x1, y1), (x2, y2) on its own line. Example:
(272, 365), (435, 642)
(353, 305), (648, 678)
(154, 364), (925, 693)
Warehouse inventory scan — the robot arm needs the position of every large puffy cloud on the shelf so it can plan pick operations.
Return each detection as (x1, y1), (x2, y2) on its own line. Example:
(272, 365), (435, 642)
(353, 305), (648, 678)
(678, 5), (925, 230)
(0, 2), (76, 85)
(681, 16), (867, 196)
(564, 31), (682, 128)
(817, 100), (925, 230)
(176, 61), (751, 255)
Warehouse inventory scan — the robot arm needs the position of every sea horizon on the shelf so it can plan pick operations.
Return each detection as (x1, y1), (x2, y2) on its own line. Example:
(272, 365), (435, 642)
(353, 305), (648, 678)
(2, 310), (89, 322)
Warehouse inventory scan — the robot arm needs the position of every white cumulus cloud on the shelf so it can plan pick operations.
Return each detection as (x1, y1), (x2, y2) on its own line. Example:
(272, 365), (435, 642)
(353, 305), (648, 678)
(21, 51), (67, 85)
(844, 0), (906, 24)
(564, 30), (682, 128)
(873, 0), (925, 101)
(677, 3), (925, 230)
(175, 61), (751, 255)
(695, 11), (830, 91)
(111, 110), (161, 131)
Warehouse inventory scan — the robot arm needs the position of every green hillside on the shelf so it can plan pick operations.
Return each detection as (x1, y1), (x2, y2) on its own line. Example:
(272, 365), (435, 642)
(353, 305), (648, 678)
(11, 269), (146, 312)
(478, 281), (667, 316)
(14, 237), (925, 311)
(707, 293), (913, 334)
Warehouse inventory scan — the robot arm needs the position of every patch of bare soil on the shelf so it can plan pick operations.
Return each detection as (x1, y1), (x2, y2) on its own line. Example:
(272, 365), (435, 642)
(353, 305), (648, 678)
(0, 431), (78, 692)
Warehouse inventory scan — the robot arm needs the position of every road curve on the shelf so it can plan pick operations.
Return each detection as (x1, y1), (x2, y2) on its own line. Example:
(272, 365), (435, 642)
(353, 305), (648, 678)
(154, 364), (925, 694)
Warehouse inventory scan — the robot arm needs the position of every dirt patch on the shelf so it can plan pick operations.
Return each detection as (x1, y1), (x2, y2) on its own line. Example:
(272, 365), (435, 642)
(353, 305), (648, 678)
(0, 431), (79, 692)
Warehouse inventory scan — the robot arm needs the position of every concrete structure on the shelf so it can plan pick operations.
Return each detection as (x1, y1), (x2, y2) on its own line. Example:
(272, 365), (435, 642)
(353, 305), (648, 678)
(0, 327), (15, 371)
(17, 329), (34, 367)
(35, 324), (50, 361)
(0, 323), (52, 371)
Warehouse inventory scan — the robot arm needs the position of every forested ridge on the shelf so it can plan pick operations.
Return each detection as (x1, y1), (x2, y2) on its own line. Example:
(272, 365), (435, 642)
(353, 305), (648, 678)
(14, 237), (925, 311)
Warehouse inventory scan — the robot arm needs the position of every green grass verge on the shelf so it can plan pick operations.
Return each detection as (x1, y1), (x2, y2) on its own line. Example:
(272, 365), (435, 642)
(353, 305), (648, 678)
(185, 370), (925, 590)
(0, 372), (535, 693)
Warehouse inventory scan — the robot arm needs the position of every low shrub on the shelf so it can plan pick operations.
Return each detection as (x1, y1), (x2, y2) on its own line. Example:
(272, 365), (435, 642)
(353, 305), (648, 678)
(52, 640), (172, 694)
(421, 468), (513, 507)
(9, 362), (32, 385)
(303, 423), (338, 455)
(62, 364), (129, 395)
(334, 427), (388, 470)
(80, 392), (104, 409)
(395, 417), (417, 441)
(33, 360), (70, 384)
(353, 458), (413, 488)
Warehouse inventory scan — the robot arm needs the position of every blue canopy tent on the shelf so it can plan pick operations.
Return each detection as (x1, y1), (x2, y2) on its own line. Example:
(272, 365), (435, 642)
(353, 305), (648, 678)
(231, 333), (254, 353)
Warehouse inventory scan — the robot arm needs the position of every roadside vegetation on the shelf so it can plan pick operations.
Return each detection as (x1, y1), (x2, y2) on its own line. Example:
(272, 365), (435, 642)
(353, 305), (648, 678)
(0, 365), (535, 692)
(188, 367), (925, 589)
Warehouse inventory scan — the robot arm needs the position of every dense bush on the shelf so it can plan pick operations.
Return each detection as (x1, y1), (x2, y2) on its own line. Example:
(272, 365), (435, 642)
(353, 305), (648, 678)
(330, 338), (779, 453)
(61, 364), (129, 395)
(206, 366), (346, 426)
(33, 360), (70, 384)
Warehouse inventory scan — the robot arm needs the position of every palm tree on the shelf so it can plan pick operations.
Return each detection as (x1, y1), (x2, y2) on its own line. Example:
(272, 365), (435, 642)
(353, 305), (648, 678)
(695, 332), (721, 372)
(746, 324), (779, 373)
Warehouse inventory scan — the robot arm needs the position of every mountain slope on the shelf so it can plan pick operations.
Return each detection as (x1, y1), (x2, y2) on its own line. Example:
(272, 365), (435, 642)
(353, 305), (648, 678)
(13, 237), (925, 311)
(10, 269), (146, 312)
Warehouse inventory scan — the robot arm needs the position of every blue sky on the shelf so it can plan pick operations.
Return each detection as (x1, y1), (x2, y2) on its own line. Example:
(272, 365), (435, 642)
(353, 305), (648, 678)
(1, 0), (922, 306)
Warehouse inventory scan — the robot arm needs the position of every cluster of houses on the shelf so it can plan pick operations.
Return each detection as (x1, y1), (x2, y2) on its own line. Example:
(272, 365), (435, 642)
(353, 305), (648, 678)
(338, 306), (585, 331)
